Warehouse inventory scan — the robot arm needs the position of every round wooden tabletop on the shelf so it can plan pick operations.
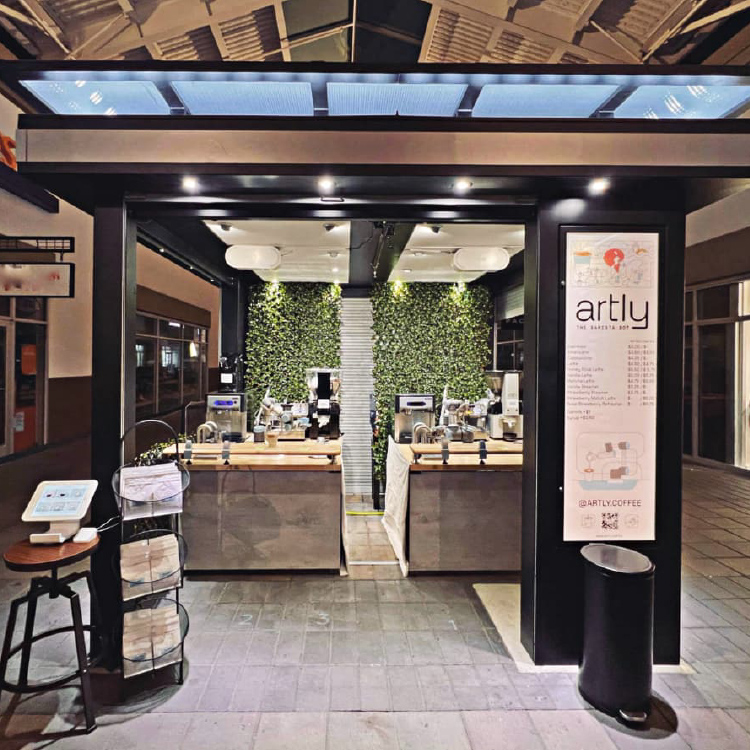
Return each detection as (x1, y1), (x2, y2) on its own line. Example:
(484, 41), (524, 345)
(3, 537), (99, 572)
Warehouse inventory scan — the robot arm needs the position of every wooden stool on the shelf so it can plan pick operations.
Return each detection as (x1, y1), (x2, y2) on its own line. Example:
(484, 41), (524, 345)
(0, 538), (101, 732)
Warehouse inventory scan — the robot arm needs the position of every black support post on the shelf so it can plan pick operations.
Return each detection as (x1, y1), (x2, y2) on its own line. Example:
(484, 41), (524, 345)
(90, 196), (136, 665)
(221, 274), (249, 374)
(521, 198), (685, 665)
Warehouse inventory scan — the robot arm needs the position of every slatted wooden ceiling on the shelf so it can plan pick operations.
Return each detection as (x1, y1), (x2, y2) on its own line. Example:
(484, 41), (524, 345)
(0, 0), (748, 64)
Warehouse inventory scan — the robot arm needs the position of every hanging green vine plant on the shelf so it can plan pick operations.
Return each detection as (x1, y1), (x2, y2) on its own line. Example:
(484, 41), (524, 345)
(245, 282), (341, 418)
(371, 282), (492, 480)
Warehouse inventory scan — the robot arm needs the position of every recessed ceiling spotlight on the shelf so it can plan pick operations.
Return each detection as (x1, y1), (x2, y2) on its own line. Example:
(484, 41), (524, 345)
(318, 176), (335, 194)
(328, 251), (340, 259)
(324, 223), (337, 232)
(159, 248), (165, 254)
(454, 178), (473, 194)
(430, 225), (442, 234)
(332, 266), (339, 273)
(588, 177), (610, 196)
(219, 223), (232, 232)
(403, 268), (412, 274)
(74, 80), (86, 88)
(182, 175), (199, 192)
(89, 91), (103, 105)
(412, 251), (425, 258)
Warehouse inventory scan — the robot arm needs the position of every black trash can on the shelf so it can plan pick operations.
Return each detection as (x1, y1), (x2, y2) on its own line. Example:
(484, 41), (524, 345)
(578, 543), (655, 723)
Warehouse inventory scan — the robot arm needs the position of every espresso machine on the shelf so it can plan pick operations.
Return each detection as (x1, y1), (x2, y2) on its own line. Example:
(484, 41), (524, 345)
(254, 388), (308, 441)
(394, 394), (435, 443)
(306, 368), (341, 440)
(205, 392), (248, 442)
(438, 386), (489, 442)
(485, 371), (523, 441)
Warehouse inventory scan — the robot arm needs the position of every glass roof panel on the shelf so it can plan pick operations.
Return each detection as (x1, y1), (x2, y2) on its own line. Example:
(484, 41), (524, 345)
(10, 68), (750, 120)
(283, 0), (350, 37)
(613, 85), (750, 119)
(472, 84), (619, 118)
(289, 31), (351, 62)
(171, 81), (314, 115)
(327, 82), (466, 116)
(20, 79), (169, 115)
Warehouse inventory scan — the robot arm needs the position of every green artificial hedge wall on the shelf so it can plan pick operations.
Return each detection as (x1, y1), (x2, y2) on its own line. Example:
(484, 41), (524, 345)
(245, 282), (341, 418)
(371, 281), (492, 480)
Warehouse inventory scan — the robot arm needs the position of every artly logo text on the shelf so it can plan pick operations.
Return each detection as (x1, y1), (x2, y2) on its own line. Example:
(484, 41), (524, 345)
(576, 293), (649, 330)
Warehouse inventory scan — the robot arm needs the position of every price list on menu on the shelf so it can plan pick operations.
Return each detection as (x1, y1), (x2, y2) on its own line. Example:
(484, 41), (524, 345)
(627, 342), (656, 408)
(563, 232), (659, 542)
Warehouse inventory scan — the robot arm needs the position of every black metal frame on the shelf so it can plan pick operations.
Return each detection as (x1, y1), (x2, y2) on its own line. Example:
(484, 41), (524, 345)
(0, 236), (74, 254)
(522, 201), (684, 666)
(116, 419), (188, 688)
(0, 261), (75, 298)
(0, 567), (101, 732)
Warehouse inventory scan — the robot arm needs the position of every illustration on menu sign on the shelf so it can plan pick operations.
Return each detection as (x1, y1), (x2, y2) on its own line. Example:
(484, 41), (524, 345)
(563, 232), (658, 541)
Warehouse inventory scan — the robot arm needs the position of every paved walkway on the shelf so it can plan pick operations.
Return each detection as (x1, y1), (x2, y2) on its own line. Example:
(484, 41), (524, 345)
(0, 462), (748, 748)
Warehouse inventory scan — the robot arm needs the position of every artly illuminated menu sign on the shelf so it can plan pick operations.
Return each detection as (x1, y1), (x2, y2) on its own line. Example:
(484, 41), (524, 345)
(563, 232), (659, 542)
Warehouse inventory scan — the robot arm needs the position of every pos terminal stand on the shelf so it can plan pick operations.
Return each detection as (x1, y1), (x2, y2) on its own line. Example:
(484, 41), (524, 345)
(21, 480), (98, 544)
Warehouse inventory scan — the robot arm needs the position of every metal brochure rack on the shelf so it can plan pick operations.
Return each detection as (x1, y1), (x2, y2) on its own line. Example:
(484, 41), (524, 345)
(111, 420), (190, 684)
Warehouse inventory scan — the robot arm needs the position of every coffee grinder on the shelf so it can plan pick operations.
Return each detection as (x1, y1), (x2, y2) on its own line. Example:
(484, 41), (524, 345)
(485, 370), (523, 441)
(306, 368), (341, 440)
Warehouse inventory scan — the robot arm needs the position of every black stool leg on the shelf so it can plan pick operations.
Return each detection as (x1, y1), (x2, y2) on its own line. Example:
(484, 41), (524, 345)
(68, 592), (96, 732)
(82, 571), (102, 657)
(0, 597), (22, 701)
(19, 585), (39, 687)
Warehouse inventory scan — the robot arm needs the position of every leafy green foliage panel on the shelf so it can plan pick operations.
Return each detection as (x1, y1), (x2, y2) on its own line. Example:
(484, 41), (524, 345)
(245, 282), (341, 418)
(371, 282), (491, 479)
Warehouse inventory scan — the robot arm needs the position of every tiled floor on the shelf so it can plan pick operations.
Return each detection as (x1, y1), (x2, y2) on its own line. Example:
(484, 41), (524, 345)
(0, 463), (750, 747)
(343, 502), (401, 577)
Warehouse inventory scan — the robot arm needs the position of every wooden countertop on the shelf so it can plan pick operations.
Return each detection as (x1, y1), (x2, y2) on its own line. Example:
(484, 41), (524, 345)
(165, 439), (342, 472)
(397, 439), (523, 472)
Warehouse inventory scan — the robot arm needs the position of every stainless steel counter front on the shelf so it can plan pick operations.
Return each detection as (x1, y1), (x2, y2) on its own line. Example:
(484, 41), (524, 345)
(402, 439), (523, 572)
(178, 440), (343, 571)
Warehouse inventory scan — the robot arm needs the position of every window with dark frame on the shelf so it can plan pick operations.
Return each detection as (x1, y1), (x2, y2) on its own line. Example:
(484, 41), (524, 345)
(135, 312), (209, 420)
(495, 314), (524, 371)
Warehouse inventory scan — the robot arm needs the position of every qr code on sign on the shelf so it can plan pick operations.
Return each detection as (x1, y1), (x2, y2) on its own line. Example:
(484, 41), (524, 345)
(602, 513), (619, 530)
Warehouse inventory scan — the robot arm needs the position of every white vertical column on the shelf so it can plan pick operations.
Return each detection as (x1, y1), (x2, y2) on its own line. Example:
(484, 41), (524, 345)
(339, 297), (375, 499)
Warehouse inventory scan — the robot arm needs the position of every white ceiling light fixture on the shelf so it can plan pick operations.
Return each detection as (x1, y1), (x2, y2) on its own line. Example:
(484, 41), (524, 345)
(453, 246), (511, 272)
(225, 245), (281, 271)
(588, 177), (611, 196)
(318, 176), (335, 194)
(454, 178), (473, 194)
(182, 175), (199, 192)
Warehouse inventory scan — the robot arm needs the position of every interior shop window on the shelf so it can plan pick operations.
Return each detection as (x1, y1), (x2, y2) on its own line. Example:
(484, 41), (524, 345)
(697, 285), (737, 321)
(0, 298), (10, 318)
(182, 340), (201, 404)
(15, 297), (46, 322)
(697, 323), (735, 463)
(684, 325), (693, 455)
(13, 322), (45, 452)
(136, 314), (157, 336)
(495, 315), (524, 371)
(160, 319), (182, 338)
(135, 338), (156, 421)
(158, 340), (182, 414)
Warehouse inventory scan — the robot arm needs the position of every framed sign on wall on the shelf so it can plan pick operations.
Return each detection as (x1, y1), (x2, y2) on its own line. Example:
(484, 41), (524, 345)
(0, 263), (74, 297)
(563, 229), (659, 542)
